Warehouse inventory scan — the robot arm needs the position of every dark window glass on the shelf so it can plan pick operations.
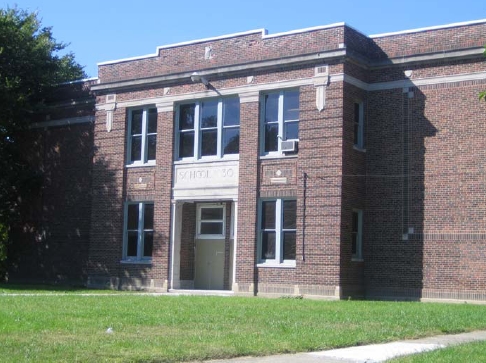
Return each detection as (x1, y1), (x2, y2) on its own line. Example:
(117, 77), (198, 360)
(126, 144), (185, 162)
(262, 201), (276, 229)
(127, 231), (138, 257)
(201, 129), (217, 156)
(201, 207), (224, 220)
(147, 135), (156, 160)
(179, 132), (194, 158)
(264, 94), (279, 122)
(144, 204), (154, 229)
(200, 222), (223, 235)
(143, 231), (153, 257)
(223, 128), (239, 154)
(261, 232), (276, 259)
(265, 124), (278, 152)
(131, 136), (142, 161)
(127, 204), (139, 230)
(180, 104), (195, 130)
(283, 200), (297, 229)
(283, 91), (299, 120)
(131, 110), (143, 135)
(147, 108), (157, 134)
(283, 231), (296, 260)
(285, 121), (299, 140)
(223, 98), (240, 126)
(201, 100), (218, 128)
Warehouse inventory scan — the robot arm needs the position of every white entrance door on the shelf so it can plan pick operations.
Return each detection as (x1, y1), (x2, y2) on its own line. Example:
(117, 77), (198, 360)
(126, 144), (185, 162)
(194, 239), (225, 290)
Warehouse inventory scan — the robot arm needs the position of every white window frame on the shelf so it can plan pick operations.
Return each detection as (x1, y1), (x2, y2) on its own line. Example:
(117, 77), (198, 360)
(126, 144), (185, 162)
(351, 209), (363, 261)
(196, 203), (226, 240)
(257, 198), (297, 267)
(122, 202), (154, 263)
(175, 97), (240, 161)
(353, 101), (365, 150)
(126, 106), (157, 166)
(260, 89), (300, 157)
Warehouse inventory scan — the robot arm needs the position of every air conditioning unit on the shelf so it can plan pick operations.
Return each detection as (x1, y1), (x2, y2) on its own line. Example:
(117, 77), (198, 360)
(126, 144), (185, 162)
(280, 140), (297, 153)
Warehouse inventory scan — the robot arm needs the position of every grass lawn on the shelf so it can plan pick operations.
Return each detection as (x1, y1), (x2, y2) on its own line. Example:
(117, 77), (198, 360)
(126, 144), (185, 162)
(389, 341), (486, 362)
(1, 285), (486, 362)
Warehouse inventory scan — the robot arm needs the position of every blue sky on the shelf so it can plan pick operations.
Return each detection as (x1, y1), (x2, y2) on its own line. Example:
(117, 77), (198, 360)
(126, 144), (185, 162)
(3, 0), (486, 77)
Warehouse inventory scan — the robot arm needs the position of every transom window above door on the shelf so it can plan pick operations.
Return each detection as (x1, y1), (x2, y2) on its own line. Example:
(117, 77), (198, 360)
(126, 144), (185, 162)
(176, 97), (240, 160)
(197, 204), (226, 239)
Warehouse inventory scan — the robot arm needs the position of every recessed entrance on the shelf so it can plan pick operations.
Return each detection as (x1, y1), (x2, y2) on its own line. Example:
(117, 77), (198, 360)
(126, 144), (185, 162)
(171, 201), (235, 291)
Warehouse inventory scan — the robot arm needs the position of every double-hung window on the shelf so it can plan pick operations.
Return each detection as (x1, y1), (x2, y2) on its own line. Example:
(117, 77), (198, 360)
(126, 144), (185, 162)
(127, 107), (157, 165)
(351, 209), (363, 260)
(353, 101), (364, 149)
(177, 97), (240, 160)
(123, 202), (154, 262)
(197, 204), (226, 239)
(261, 90), (299, 156)
(259, 199), (296, 266)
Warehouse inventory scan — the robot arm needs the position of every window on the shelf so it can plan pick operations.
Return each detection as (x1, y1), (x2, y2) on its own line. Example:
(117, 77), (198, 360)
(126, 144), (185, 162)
(261, 90), (299, 155)
(123, 202), (154, 261)
(197, 204), (226, 239)
(127, 107), (157, 165)
(351, 209), (363, 260)
(259, 199), (296, 265)
(177, 97), (240, 160)
(353, 101), (364, 149)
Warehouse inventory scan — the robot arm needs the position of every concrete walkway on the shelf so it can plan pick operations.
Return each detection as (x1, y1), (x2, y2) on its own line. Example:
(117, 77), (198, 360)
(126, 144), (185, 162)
(204, 330), (486, 363)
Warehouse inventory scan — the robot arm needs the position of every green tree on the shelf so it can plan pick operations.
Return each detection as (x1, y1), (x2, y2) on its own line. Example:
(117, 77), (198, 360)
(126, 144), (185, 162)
(0, 7), (85, 279)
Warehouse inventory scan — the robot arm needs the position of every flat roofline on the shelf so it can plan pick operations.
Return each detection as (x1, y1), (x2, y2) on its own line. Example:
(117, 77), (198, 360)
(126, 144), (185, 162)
(370, 18), (486, 38)
(96, 18), (486, 68)
(97, 22), (347, 67)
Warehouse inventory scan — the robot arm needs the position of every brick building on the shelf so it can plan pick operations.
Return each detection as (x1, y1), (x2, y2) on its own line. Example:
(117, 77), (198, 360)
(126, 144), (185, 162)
(9, 19), (486, 302)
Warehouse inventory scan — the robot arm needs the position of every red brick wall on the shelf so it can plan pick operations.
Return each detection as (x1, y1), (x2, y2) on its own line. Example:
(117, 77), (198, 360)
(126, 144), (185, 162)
(9, 123), (93, 284)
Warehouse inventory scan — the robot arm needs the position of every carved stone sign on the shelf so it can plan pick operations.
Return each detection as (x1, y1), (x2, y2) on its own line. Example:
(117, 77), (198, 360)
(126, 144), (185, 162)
(173, 161), (239, 200)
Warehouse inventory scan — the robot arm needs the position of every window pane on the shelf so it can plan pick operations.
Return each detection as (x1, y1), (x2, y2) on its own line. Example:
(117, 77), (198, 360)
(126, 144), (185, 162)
(201, 207), (223, 220)
(179, 104), (195, 130)
(284, 91), (299, 120)
(201, 129), (217, 156)
(147, 135), (156, 160)
(131, 136), (142, 162)
(352, 212), (358, 233)
(283, 200), (297, 229)
(143, 231), (153, 257)
(265, 124), (278, 152)
(285, 121), (299, 140)
(131, 110), (143, 135)
(354, 103), (360, 124)
(261, 201), (276, 229)
(144, 204), (154, 229)
(200, 222), (223, 235)
(127, 204), (139, 230)
(201, 100), (218, 128)
(283, 232), (296, 260)
(223, 128), (239, 154)
(147, 108), (157, 134)
(261, 231), (276, 259)
(223, 98), (240, 126)
(127, 231), (138, 257)
(351, 233), (357, 255)
(179, 132), (194, 158)
(264, 93), (279, 122)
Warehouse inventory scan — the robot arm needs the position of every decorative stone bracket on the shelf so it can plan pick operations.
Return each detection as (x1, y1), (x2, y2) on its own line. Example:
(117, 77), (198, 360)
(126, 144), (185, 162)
(96, 96), (117, 132)
(313, 65), (330, 112)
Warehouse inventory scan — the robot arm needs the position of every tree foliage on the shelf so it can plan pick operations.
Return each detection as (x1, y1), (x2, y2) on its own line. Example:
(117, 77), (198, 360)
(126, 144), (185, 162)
(0, 7), (85, 278)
